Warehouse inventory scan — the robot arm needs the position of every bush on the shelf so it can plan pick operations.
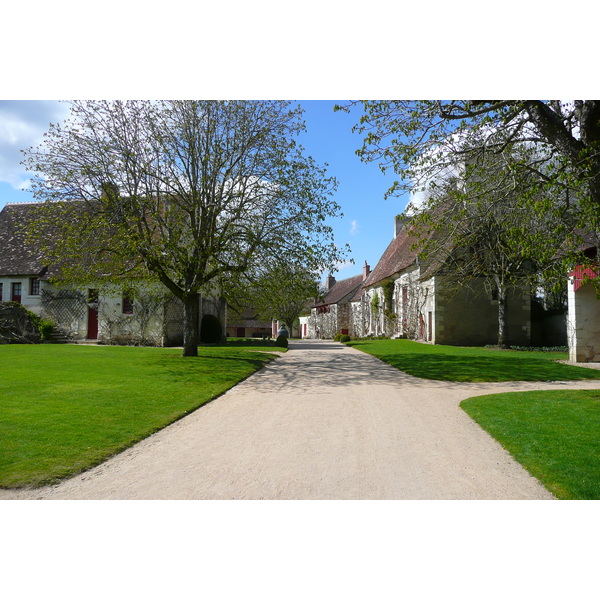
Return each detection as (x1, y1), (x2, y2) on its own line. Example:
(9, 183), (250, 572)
(339, 334), (351, 343)
(200, 314), (222, 344)
(275, 334), (288, 349)
(1, 302), (43, 344)
(38, 319), (55, 340)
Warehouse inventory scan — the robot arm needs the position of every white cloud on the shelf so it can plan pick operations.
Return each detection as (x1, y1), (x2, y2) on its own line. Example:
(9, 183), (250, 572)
(0, 101), (70, 190)
(350, 219), (359, 235)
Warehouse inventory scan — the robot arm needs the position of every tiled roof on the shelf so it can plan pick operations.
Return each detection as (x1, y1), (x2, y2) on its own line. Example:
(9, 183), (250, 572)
(0, 203), (49, 278)
(314, 273), (365, 307)
(364, 224), (422, 287)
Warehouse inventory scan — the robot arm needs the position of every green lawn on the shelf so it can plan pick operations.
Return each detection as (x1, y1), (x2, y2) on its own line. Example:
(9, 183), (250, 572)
(0, 343), (277, 488)
(461, 390), (600, 499)
(345, 339), (600, 382)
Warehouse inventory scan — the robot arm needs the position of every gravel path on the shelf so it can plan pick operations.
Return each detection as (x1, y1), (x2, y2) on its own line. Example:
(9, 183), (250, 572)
(4, 340), (600, 500)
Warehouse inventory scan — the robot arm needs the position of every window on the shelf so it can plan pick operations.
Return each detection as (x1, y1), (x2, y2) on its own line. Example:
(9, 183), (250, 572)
(122, 291), (134, 314)
(29, 278), (40, 295)
(11, 282), (22, 303)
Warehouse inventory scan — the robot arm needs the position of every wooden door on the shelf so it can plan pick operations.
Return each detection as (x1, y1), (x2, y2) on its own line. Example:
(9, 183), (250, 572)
(11, 282), (22, 303)
(87, 307), (98, 339)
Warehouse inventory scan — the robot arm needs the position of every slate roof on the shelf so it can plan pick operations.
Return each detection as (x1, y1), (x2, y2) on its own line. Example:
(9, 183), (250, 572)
(0, 203), (50, 278)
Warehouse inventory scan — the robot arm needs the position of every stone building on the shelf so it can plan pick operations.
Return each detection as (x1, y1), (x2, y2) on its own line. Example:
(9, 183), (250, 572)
(350, 216), (531, 345)
(307, 262), (371, 339)
(308, 214), (531, 345)
(0, 202), (226, 346)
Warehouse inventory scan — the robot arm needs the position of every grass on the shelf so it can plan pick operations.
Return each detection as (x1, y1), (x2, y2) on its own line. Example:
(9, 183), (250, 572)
(345, 339), (600, 382)
(0, 343), (277, 489)
(461, 390), (600, 499)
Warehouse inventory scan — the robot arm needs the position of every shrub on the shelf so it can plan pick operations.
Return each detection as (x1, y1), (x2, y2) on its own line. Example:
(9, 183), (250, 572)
(200, 314), (222, 344)
(0, 303), (42, 344)
(38, 319), (55, 340)
(275, 334), (288, 348)
(339, 334), (351, 343)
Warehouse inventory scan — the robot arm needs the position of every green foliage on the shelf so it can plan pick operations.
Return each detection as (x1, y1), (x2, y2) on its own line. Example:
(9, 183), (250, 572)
(346, 339), (600, 382)
(342, 100), (600, 277)
(38, 318), (55, 340)
(224, 262), (320, 339)
(0, 344), (276, 488)
(370, 292), (380, 316)
(0, 303), (42, 344)
(461, 390), (600, 499)
(333, 332), (351, 342)
(22, 100), (349, 356)
(382, 279), (397, 321)
(200, 314), (222, 344)
(275, 334), (289, 348)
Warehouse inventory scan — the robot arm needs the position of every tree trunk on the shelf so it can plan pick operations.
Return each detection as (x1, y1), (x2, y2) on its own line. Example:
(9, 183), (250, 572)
(497, 284), (509, 349)
(182, 292), (200, 357)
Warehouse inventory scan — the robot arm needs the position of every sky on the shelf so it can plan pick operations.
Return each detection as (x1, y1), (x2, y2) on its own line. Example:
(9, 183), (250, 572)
(0, 100), (407, 281)
(3, 10), (597, 587)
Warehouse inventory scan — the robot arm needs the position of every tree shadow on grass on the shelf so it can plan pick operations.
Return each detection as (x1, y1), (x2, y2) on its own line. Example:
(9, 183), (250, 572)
(152, 351), (276, 380)
(373, 353), (600, 382)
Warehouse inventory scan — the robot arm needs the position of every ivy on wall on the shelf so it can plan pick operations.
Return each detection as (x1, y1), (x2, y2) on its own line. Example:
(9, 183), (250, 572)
(382, 279), (397, 321)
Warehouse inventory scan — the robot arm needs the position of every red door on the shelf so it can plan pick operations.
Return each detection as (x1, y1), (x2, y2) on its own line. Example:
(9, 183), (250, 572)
(87, 307), (98, 339)
(11, 282), (22, 303)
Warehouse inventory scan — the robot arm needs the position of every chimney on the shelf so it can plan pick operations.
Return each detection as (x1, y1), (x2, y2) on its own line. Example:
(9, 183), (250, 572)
(326, 274), (336, 291)
(362, 261), (371, 281)
(394, 215), (406, 238)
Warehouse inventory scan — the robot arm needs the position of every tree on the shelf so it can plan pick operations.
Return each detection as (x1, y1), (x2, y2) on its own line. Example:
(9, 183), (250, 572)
(336, 100), (600, 207)
(335, 100), (600, 342)
(406, 144), (575, 347)
(338, 101), (600, 243)
(23, 100), (346, 356)
(225, 262), (319, 337)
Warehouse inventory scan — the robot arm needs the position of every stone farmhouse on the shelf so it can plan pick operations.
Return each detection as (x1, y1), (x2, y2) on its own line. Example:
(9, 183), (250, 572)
(0, 202), (226, 346)
(306, 215), (531, 345)
(304, 261), (371, 339)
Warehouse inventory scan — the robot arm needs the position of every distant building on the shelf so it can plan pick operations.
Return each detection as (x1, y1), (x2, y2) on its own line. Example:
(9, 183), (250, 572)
(306, 215), (531, 346)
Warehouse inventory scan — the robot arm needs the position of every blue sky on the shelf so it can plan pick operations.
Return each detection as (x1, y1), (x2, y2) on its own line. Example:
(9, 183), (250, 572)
(0, 100), (406, 281)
